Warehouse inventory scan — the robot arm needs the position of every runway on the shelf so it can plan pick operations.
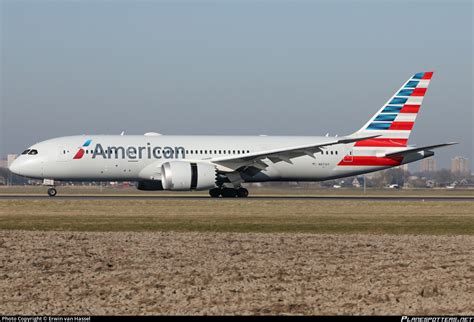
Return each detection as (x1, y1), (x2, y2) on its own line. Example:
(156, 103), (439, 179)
(1, 194), (473, 201)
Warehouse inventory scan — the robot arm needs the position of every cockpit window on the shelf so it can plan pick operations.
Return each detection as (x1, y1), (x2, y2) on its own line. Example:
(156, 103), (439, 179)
(28, 149), (38, 155)
(21, 149), (31, 155)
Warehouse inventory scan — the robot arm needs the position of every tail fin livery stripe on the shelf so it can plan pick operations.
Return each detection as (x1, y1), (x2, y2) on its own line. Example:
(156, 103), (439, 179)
(354, 138), (408, 147)
(355, 130), (412, 139)
(404, 81), (419, 88)
(389, 122), (414, 131)
(394, 113), (417, 122)
(411, 88), (427, 96)
(396, 88), (427, 97)
(422, 72), (433, 79)
(400, 105), (420, 113)
(405, 96), (424, 104)
(415, 80), (430, 88)
(382, 105), (403, 113)
(390, 97), (408, 105)
(374, 114), (397, 122)
(352, 71), (433, 148)
(367, 122), (391, 130)
(397, 89), (414, 96)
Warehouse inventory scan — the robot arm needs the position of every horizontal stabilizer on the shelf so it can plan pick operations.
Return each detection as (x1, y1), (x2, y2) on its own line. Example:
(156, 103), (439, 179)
(384, 142), (458, 157)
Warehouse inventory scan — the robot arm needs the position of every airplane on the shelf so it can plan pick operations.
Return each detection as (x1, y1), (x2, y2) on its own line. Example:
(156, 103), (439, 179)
(9, 71), (457, 197)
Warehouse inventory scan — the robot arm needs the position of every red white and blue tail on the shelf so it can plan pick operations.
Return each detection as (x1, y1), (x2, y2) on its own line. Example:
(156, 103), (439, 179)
(352, 71), (434, 147)
(338, 72), (456, 169)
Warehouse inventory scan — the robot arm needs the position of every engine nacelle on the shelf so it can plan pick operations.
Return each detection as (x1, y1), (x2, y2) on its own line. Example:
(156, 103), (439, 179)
(137, 180), (164, 191)
(161, 161), (217, 191)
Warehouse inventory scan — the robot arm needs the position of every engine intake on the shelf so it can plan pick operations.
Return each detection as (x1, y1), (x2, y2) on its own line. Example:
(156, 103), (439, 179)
(161, 161), (217, 191)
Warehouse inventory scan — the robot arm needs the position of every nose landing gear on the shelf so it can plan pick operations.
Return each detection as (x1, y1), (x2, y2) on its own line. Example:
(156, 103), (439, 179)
(47, 187), (57, 197)
(43, 179), (57, 197)
(209, 187), (249, 198)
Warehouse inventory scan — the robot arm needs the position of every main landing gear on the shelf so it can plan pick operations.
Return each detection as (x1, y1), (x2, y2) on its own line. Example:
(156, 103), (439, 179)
(209, 187), (249, 198)
(47, 187), (57, 197)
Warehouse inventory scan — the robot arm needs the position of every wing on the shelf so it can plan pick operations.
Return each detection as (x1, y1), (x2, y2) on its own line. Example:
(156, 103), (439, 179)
(211, 134), (380, 172)
(384, 142), (458, 157)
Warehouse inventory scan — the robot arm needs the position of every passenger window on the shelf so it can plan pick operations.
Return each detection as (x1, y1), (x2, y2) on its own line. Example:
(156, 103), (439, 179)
(28, 149), (38, 155)
(21, 149), (30, 155)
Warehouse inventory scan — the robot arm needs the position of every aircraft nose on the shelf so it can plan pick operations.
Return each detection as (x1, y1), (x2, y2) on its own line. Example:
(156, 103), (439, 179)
(8, 157), (43, 178)
(8, 158), (22, 176)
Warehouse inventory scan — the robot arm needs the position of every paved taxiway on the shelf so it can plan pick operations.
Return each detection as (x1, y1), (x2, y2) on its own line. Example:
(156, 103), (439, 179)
(0, 194), (473, 201)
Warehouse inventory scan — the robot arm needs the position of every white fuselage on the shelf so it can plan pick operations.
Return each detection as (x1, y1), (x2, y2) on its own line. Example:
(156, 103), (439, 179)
(9, 134), (420, 185)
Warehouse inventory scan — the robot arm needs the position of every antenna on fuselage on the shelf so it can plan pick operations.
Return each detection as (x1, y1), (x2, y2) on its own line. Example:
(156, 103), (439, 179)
(120, 131), (125, 136)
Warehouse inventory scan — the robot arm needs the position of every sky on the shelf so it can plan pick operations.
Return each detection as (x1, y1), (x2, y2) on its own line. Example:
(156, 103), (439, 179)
(0, 0), (472, 169)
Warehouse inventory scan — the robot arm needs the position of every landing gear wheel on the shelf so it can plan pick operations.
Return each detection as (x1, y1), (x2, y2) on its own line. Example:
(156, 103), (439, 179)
(236, 188), (249, 198)
(222, 188), (237, 198)
(47, 187), (57, 197)
(209, 188), (221, 198)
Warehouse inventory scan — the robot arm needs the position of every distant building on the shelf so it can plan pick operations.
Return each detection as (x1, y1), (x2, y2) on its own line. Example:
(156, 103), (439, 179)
(420, 157), (436, 172)
(0, 159), (7, 169)
(451, 156), (470, 176)
(397, 164), (409, 172)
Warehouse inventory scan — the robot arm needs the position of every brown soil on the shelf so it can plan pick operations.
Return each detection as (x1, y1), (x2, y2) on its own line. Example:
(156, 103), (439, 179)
(0, 231), (472, 315)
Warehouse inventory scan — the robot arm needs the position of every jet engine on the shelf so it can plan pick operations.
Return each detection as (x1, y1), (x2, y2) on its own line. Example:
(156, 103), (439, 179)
(161, 161), (217, 191)
(137, 180), (164, 191)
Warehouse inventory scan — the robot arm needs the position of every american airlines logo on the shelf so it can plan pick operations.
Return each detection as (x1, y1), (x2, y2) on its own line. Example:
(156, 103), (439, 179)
(74, 139), (186, 160)
(73, 139), (92, 159)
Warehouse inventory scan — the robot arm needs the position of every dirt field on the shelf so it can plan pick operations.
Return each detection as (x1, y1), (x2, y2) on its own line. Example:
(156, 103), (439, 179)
(1, 194), (473, 315)
(0, 231), (472, 315)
